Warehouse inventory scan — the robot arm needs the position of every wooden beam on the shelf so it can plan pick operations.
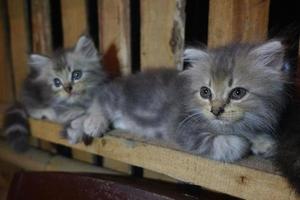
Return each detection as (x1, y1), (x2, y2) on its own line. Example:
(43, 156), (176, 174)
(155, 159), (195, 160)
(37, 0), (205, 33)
(0, 0), (14, 103)
(0, 139), (119, 175)
(0, 106), (298, 199)
(31, 0), (56, 153)
(31, 0), (52, 54)
(7, 0), (30, 97)
(140, 0), (186, 70)
(208, 0), (270, 48)
(0, 117), (292, 200)
(98, 0), (131, 76)
(61, 0), (88, 46)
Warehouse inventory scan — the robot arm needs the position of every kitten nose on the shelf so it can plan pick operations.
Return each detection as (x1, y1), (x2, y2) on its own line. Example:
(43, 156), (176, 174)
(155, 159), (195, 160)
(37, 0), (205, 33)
(65, 85), (73, 93)
(211, 107), (225, 116)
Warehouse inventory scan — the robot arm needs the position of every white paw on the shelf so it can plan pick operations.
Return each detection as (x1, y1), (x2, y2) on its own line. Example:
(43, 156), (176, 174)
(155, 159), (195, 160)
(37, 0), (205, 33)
(211, 135), (250, 162)
(70, 115), (85, 130)
(83, 114), (108, 137)
(29, 108), (56, 121)
(251, 135), (276, 158)
(66, 128), (83, 144)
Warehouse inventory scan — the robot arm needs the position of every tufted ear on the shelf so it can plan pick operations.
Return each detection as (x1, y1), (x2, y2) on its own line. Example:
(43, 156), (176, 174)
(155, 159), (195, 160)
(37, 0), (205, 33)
(183, 47), (209, 70)
(74, 35), (98, 58)
(250, 40), (285, 71)
(28, 54), (51, 70)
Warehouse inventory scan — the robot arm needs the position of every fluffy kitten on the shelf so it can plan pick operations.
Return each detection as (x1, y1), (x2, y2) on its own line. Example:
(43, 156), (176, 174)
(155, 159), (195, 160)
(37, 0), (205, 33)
(3, 35), (105, 151)
(71, 40), (289, 162)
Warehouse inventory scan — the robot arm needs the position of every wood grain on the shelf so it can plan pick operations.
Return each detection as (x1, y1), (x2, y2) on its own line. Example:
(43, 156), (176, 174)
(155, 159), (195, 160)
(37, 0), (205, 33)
(99, 0), (131, 76)
(140, 0), (186, 70)
(0, 0), (14, 103)
(7, 0), (30, 97)
(208, 0), (270, 48)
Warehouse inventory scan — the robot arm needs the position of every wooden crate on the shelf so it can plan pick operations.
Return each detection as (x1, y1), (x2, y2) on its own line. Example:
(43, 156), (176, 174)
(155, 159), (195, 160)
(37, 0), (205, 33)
(0, 0), (299, 199)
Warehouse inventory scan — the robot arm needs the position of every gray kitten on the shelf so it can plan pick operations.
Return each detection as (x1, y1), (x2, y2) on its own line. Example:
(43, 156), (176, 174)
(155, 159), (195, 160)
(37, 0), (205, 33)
(3, 35), (105, 151)
(71, 40), (288, 162)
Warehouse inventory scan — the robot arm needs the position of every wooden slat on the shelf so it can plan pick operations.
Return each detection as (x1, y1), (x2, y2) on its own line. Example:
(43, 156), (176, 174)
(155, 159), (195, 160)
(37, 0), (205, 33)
(31, 0), (56, 153)
(102, 158), (131, 174)
(4, 118), (294, 200)
(60, 0), (93, 163)
(61, 0), (88, 46)
(143, 170), (177, 183)
(0, 0), (14, 104)
(7, 0), (30, 97)
(208, 0), (270, 48)
(0, 108), (298, 199)
(0, 140), (119, 175)
(140, 0), (186, 70)
(31, 0), (52, 54)
(99, 0), (131, 76)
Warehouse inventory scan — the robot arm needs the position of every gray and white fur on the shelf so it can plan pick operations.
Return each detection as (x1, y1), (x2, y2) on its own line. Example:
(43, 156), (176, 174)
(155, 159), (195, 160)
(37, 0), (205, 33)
(72, 40), (289, 162)
(3, 35), (105, 151)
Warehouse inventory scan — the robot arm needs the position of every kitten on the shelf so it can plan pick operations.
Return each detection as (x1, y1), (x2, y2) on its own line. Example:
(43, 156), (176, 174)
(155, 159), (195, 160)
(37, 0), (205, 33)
(3, 35), (105, 151)
(71, 40), (289, 162)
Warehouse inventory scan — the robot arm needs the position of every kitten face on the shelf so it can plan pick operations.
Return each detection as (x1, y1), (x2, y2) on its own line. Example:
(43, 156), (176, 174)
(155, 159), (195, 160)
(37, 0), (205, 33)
(28, 36), (104, 104)
(183, 41), (287, 125)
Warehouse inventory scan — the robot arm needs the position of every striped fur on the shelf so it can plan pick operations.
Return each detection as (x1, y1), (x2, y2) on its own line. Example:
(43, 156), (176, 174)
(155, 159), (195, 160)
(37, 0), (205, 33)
(3, 103), (30, 152)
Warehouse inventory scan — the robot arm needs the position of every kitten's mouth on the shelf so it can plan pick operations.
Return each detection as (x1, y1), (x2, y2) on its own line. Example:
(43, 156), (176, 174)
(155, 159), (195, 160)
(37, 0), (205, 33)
(68, 91), (80, 96)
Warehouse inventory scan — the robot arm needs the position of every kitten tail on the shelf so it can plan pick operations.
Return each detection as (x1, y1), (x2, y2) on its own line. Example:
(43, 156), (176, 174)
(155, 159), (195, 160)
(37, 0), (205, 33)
(3, 102), (30, 152)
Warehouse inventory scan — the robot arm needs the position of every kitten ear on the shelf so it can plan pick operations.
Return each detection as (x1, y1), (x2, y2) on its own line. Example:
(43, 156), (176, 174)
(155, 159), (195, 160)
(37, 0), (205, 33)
(28, 54), (51, 70)
(183, 48), (209, 70)
(250, 40), (285, 71)
(74, 35), (98, 58)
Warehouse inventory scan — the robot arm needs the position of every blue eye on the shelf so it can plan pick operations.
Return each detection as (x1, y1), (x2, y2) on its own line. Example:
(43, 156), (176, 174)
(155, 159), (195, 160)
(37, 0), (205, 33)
(53, 78), (61, 87)
(72, 70), (82, 81)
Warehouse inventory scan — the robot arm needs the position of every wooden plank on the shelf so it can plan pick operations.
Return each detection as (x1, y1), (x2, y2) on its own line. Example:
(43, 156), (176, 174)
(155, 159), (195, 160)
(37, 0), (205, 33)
(99, 0), (131, 76)
(140, 0), (186, 70)
(208, 0), (270, 48)
(60, 0), (94, 163)
(61, 0), (88, 46)
(102, 158), (131, 174)
(7, 0), (30, 97)
(0, 0), (14, 104)
(31, 0), (52, 54)
(0, 140), (119, 175)
(5, 118), (294, 200)
(143, 170), (177, 183)
(31, 0), (56, 153)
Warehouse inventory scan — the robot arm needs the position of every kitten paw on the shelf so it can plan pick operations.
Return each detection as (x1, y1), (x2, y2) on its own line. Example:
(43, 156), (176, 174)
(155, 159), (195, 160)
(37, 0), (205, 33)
(83, 114), (108, 137)
(210, 135), (250, 162)
(66, 128), (83, 144)
(70, 115), (85, 130)
(251, 134), (276, 158)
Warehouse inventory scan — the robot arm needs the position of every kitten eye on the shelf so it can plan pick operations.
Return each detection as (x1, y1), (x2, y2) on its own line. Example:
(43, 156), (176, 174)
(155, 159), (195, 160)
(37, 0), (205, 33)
(230, 87), (247, 100)
(53, 78), (62, 87)
(72, 70), (82, 81)
(200, 87), (212, 99)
